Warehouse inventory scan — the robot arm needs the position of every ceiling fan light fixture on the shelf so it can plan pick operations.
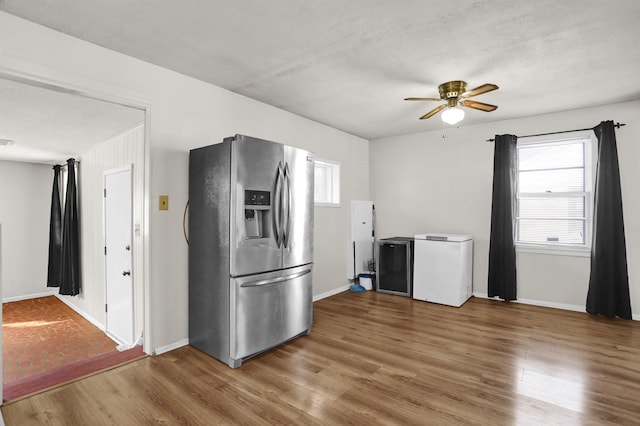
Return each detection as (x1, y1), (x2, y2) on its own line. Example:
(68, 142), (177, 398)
(441, 106), (465, 125)
(405, 80), (498, 123)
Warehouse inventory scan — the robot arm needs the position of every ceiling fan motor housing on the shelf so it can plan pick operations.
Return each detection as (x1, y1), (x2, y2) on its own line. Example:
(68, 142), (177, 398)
(439, 80), (467, 100)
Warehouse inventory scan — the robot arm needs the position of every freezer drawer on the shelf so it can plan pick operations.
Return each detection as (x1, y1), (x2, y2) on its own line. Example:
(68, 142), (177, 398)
(230, 265), (313, 367)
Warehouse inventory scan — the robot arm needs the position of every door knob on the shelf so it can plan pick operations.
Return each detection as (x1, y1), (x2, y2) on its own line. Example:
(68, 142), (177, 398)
(122, 270), (131, 276)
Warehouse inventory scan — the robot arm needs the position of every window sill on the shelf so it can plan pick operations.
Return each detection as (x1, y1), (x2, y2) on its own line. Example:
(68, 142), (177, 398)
(516, 244), (591, 258)
(314, 202), (341, 208)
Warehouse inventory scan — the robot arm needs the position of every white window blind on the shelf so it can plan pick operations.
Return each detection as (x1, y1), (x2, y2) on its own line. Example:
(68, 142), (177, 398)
(516, 135), (595, 252)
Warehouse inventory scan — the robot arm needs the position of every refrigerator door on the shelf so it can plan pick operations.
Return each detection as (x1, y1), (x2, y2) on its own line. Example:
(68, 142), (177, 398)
(282, 145), (314, 269)
(231, 135), (284, 276)
(229, 265), (313, 366)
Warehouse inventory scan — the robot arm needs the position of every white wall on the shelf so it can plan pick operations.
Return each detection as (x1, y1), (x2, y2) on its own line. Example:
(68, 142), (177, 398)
(0, 223), (3, 403)
(0, 160), (52, 300)
(371, 101), (640, 316)
(56, 124), (145, 337)
(0, 12), (369, 352)
(149, 101), (370, 351)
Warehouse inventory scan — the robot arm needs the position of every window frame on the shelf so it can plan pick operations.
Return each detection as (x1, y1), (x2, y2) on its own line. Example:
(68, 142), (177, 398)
(314, 158), (341, 207)
(515, 131), (597, 257)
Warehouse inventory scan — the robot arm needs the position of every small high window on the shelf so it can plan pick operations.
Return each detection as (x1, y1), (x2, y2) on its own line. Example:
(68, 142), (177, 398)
(314, 158), (340, 207)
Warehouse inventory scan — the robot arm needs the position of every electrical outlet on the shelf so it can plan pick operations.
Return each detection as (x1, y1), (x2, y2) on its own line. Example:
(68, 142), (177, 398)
(159, 195), (169, 210)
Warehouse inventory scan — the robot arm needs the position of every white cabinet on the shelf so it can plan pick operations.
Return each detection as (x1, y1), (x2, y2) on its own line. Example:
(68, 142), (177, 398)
(349, 200), (374, 279)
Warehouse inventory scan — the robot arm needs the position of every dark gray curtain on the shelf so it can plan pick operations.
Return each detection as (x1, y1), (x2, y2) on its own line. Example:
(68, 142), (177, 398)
(586, 121), (631, 319)
(59, 158), (81, 296)
(47, 165), (63, 287)
(488, 134), (518, 301)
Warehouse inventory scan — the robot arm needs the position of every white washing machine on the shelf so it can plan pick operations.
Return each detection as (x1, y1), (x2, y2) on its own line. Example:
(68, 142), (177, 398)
(413, 233), (473, 307)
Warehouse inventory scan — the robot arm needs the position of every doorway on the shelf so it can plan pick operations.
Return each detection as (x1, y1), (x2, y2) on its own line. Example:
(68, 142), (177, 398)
(0, 74), (149, 399)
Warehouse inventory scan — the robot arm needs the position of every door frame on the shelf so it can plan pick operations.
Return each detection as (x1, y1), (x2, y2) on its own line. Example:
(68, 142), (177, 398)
(103, 165), (135, 346)
(0, 68), (153, 395)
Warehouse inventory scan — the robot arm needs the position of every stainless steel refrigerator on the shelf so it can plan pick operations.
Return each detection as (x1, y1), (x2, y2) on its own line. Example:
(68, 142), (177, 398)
(189, 134), (314, 368)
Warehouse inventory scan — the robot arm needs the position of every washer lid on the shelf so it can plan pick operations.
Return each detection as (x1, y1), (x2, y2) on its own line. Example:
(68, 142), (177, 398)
(414, 233), (472, 242)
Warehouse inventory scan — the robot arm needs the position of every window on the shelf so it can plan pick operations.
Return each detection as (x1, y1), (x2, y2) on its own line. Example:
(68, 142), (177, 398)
(515, 132), (596, 255)
(314, 158), (340, 207)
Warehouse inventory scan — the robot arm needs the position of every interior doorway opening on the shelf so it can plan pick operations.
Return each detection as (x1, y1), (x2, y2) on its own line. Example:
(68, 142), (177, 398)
(0, 74), (149, 401)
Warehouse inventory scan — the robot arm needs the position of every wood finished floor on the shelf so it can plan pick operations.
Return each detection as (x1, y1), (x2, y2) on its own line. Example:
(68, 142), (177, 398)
(2, 291), (640, 425)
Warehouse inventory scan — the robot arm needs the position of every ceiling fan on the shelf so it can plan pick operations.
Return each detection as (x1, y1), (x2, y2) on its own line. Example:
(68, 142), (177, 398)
(405, 81), (499, 125)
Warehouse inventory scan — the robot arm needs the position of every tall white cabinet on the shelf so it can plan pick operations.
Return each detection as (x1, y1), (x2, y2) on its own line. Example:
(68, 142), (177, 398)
(349, 200), (374, 284)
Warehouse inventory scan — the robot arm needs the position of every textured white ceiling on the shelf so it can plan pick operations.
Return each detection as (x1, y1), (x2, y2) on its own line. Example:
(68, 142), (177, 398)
(1, 0), (639, 161)
(0, 78), (144, 164)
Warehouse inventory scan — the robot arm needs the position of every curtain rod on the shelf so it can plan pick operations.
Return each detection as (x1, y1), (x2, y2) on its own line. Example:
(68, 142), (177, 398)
(54, 160), (81, 169)
(63, 157), (79, 167)
(486, 122), (626, 142)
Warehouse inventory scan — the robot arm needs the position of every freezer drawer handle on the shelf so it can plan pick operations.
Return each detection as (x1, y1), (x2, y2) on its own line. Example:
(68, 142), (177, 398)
(240, 268), (311, 287)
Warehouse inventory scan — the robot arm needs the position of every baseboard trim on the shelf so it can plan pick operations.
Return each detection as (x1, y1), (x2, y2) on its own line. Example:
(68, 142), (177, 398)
(473, 292), (639, 321)
(153, 338), (188, 356)
(3, 290), (57, 303)
(54, 294), (105, 331)
(313, 284), (350, 302)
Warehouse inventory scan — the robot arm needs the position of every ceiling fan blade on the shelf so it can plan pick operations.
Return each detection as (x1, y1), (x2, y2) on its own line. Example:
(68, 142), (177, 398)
(460, 83), (498, 98)
(460, 99), (498, 112)
(404, 97), (443, 101)
(419, 104), (447, 120)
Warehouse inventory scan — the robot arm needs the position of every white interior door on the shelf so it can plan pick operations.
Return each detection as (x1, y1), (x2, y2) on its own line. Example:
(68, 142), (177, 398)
(104, 166), (134, 346)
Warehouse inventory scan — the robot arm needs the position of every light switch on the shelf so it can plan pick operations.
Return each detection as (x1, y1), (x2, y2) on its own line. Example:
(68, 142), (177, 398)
(159, 195), (169, 210)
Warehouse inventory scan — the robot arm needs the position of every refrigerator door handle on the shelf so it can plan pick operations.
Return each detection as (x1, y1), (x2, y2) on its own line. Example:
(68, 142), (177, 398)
(273, 161), (284, 247)
(283, 162), (292, 248)
(240, 268), (312, 287)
